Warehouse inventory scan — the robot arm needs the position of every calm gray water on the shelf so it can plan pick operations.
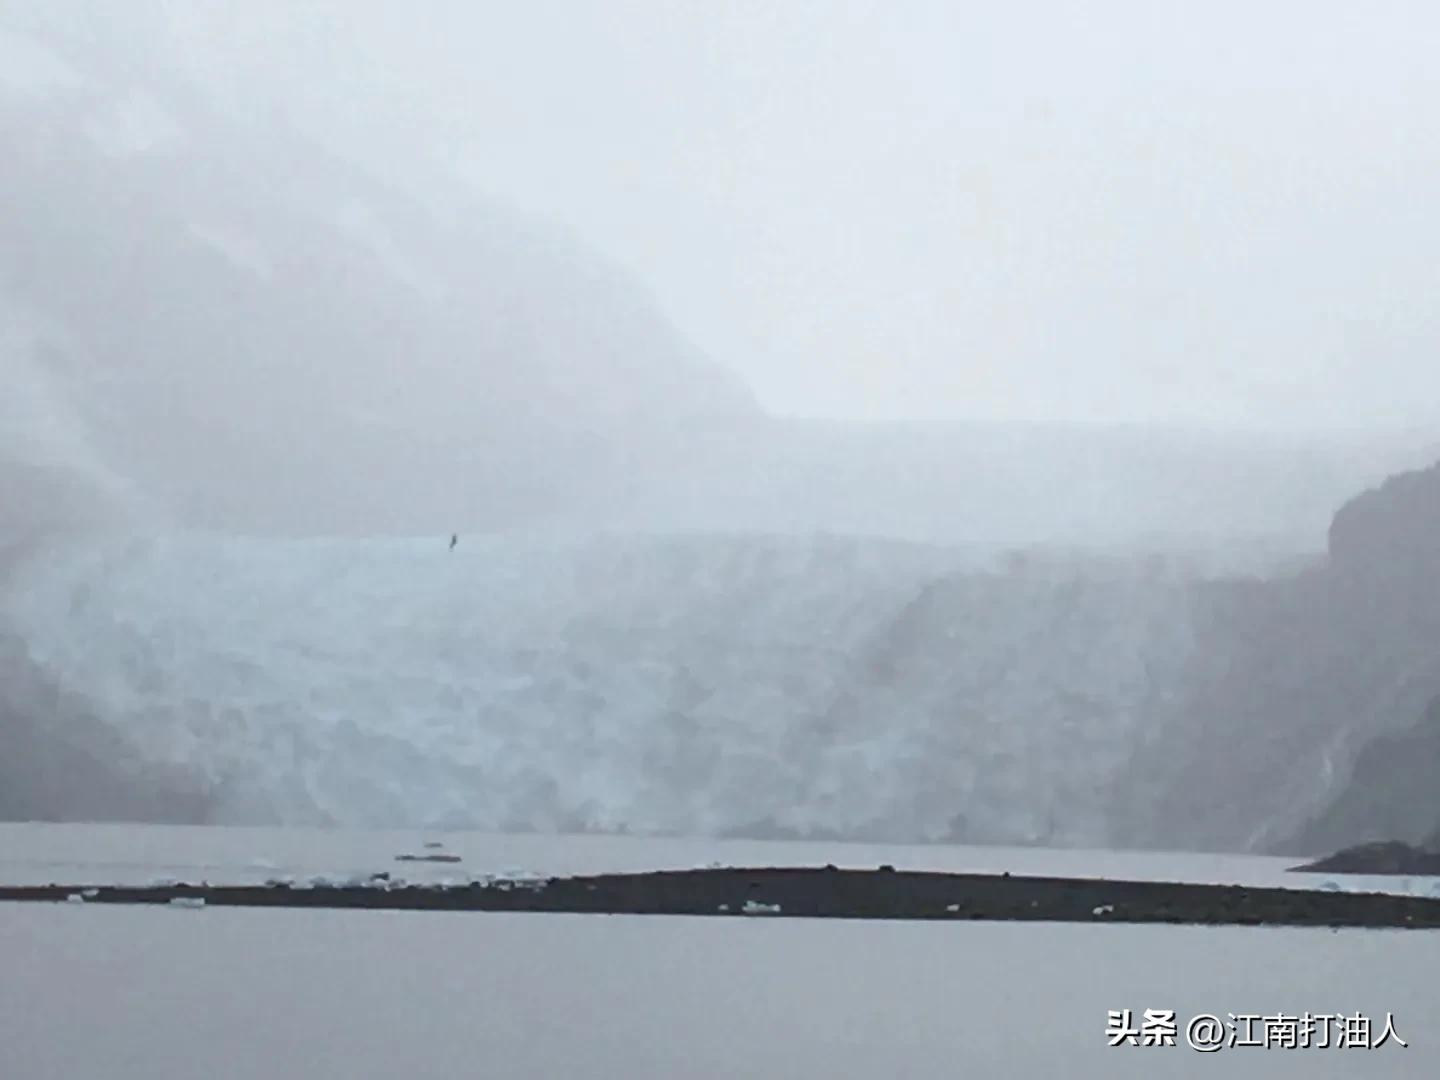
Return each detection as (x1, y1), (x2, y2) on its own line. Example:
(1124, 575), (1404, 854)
(1, 904), (1433, 1079)
(2, 824), (1436, 1079)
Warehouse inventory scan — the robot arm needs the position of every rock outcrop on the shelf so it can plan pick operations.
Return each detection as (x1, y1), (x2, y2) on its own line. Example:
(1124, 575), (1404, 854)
(1113, 458), (1440, 854)
(1284, 697), (1440, 855)
(1290, 841), (1440, 876)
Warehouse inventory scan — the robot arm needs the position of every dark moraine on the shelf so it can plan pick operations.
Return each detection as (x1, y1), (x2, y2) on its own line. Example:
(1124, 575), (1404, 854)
(4, 867), (1440, 928)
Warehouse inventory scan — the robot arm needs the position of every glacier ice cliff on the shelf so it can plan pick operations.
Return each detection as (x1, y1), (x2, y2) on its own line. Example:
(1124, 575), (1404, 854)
(10, 457), (1438, 851)
(0, 533), (1201, 844)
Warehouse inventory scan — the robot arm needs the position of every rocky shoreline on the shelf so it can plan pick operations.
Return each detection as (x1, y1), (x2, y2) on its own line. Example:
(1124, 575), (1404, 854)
(4, 866), (1440, 929)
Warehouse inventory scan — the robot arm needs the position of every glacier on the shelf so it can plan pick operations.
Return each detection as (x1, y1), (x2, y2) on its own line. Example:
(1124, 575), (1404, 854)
(0, 531), (1204, 843)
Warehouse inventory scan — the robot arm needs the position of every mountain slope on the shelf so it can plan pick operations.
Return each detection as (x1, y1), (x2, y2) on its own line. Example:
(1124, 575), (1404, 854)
(0, 23), (757, 535)
(3, 20), (1435, 549)
(1112, 457), (1440, 853)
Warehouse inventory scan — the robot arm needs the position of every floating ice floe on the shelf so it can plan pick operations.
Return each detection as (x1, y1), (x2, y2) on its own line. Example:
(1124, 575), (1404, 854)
(467, 871), (549, 890)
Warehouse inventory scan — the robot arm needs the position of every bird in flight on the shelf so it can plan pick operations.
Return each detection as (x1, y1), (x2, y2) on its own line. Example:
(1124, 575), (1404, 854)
(449, 534), (458, 551)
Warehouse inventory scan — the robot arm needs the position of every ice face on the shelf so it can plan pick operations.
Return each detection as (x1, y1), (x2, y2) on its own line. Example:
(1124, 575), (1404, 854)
(1, 532), (1199, 843)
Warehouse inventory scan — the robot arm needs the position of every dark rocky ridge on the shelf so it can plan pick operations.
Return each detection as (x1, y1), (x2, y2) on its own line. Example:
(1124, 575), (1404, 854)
(5, 866), (1440, 929)
(1290, 841), (1440, 876)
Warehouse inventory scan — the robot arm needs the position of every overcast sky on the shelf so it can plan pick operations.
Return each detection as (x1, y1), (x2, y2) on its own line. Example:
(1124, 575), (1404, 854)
(72, 1), (1440, 431)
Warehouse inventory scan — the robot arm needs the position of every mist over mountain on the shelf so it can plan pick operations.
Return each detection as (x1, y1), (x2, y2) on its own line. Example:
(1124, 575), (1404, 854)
(4, 14), (1440, 849)
(2, 18), (1434, 549)
(0, 21), (758, 536)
